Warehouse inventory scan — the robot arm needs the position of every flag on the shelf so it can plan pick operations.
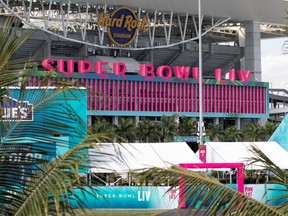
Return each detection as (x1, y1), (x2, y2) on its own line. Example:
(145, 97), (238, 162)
(174, 105), (180, 125)
(174, 114), (180, 125)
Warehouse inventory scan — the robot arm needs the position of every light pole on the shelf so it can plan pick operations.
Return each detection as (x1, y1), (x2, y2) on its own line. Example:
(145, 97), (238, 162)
(198, 0), (204, 146)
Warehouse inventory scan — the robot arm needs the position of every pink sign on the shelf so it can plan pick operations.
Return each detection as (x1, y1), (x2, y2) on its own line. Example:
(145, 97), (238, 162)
(198, 146), (206, 163)
(245, 186), (254, 197)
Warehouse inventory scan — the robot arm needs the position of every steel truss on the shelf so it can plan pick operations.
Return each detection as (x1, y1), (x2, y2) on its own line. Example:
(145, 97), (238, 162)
(0, 0), (232, 50)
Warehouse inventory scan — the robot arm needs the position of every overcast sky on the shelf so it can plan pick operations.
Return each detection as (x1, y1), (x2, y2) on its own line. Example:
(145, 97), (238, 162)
(261, 37), (288, 89)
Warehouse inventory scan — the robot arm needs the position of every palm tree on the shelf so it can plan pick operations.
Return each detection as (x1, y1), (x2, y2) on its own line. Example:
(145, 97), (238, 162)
(89, 118), (113, 134)
(206, 124), (224, 141)
(243, 122), (266, 141)
(135, 118), (159, 142)
(178, 116), (198, 136)
(0, 18), (33, 99)
(113, 117), (136, 142)
(158, 115), (179, 142)
(0, 17), (109, 215)
(224, 125), (243, 142)
(88, 118), (114, 142)
(263, 121), (279, 140)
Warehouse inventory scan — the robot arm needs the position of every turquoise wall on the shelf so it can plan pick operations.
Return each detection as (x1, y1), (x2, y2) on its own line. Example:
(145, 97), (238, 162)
(72, 186), (178, 209)
(3, 87), (87, 155)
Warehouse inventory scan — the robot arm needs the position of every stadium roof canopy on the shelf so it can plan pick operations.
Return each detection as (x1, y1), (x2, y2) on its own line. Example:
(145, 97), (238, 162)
(75, 0), (288, 25)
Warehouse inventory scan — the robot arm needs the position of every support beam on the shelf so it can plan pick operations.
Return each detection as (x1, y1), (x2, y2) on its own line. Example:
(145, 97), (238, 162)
(0, 0), (230, 50)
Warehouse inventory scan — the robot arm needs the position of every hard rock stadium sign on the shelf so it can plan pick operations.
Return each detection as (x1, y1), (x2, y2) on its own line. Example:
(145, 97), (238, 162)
(97, 6), (148, 46)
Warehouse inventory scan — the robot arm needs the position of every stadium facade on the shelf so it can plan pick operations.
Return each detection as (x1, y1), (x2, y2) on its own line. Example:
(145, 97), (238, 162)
(2, 0), (288, 129)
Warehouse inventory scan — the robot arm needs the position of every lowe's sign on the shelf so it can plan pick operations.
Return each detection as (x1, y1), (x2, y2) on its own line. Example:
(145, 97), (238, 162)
(1, 96), (33, 121)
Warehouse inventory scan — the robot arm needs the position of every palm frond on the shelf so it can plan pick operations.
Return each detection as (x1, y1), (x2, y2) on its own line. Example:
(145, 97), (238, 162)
(248, 145), (288, 214)
(0, 17), (34, 94)
(0, 15), (112, 216)
(1, 142), (95, 216)
(140, 166), (284, 216)
(1, 86), (87, 144)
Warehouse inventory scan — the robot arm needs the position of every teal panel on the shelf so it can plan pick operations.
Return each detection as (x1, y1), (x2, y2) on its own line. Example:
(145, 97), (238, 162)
(4, 87), (87, 153)
(225, 184), (287, 206)
(0, 136), (69, 187)
(269, 114), (288, 151)
(88, 110), (269, 119)
(187, 184), (287, 207)
(72, 186), (178, 209)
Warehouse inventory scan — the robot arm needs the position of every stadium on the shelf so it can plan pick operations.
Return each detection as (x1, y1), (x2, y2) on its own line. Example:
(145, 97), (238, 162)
(1, 0), (287, 131)
(1, 0), (288, 211)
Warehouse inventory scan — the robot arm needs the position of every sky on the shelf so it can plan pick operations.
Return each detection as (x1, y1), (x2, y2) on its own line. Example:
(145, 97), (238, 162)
(261, 37), (288, 89)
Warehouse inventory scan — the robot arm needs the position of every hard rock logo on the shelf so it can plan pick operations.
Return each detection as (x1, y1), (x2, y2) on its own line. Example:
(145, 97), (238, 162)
(97, 6), (147, 46)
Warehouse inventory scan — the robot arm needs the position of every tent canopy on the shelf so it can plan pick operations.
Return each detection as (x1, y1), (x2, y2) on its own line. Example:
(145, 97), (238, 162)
(89, 142), (202, 173)
(204, 141), (288, 170)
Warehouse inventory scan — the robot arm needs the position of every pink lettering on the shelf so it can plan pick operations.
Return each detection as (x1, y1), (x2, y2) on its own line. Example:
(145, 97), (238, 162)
(174, 66), (190, 80)
(214, 68), (228, 84)
(229, 69), (236, 82)
(215, 68), (222, 82)
(57, 59), (74, 77)
(192, 67), (199, 80)
(169, 189), (177, 199)
(41, 59), (255, 84)
(42, 59), (54, 73)
(198, 146), (206, 163)
(78, 60), (91, 77)
(237, 70), (251, 83)
(113, 62), (127, 79)
(140, 64), (155, 81)
(156, 66), (172, 81)
(245, 187), (253, 197)
(95, 62), (109, 79)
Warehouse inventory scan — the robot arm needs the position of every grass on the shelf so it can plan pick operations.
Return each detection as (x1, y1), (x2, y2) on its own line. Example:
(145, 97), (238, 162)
(74, 209), (169, 216)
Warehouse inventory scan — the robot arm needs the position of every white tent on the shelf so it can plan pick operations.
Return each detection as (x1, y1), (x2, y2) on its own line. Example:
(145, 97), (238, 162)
(89, 142), (202, 173)
(204, 141), (288, 170)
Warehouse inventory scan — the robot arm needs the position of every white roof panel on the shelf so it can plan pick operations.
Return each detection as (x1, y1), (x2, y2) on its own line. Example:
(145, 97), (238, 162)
(205, 141), (288, 170)
(89, 142), (202, 173)
(71, 0), (288, 25)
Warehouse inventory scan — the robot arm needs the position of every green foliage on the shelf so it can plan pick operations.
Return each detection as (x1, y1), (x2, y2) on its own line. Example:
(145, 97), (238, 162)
(243, 122), (266, 141)
(113, 117), (136, 142)
(205, 121), (278, 142)
(223, 125), (243, 142)
(262, 121), (279, 140)
(158, 115), (179, 142)
(135, 118), (160, 142)
(178, 116), (197, 136)
(88, 118), (113, 134)
(206, 124), (224, 141)
(0, 17), (33, 96)
(89, 116), (279, 143)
